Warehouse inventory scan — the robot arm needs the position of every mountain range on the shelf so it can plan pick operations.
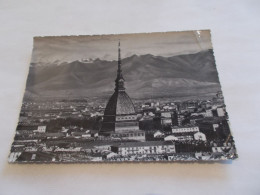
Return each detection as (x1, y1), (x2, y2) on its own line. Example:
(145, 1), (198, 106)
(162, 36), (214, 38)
(25, 49), (221, 100)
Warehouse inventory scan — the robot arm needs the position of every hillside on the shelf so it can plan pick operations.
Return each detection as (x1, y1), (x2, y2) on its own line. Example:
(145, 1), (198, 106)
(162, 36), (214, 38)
(25, 49), (221, 99)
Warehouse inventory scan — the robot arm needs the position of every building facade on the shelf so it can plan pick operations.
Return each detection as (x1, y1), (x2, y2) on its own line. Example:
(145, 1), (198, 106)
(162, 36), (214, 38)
(111, 141), (176, 156)
(172, 126), (199, 133)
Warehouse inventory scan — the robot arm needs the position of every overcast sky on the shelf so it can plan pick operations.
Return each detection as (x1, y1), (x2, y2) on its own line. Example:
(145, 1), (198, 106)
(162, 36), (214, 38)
(31, 30), (213, 64)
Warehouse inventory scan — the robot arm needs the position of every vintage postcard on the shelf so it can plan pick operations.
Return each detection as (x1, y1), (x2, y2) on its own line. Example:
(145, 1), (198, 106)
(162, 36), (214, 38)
(9, 30), (238, 163)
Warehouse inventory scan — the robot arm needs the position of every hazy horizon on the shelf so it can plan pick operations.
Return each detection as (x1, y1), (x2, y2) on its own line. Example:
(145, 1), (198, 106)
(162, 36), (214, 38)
(25, 48), (221, 100)
(31, 30), (213, 64)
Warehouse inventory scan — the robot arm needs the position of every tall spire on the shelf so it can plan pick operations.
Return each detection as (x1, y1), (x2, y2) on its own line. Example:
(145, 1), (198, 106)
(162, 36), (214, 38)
(118, 40), (121, 66)
(117, 40), (122, 78)
(115, 40), (125, 91)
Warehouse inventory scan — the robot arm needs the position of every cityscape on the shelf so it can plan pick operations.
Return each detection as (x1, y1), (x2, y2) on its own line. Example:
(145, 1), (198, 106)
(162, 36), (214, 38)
(9, 32), (237, 162)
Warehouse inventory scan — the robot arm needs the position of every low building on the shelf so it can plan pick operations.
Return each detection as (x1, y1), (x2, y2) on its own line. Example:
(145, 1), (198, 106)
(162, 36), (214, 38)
(167, 131), (206, 142)
(111, 141), (175, 156)
(177, 114), (185, 126)
(15, 152), (55, 162)
(46, 133), (66, 139)
(103, 152), (118, 159)
(161, 112), (171, 118)
(8, 152), (22, 162)
(164, 135), (178, 141)
(212, 91), (224, 106)
(153, 130), (164, 138)
(200, 101), (212, 109)
(212, 146), (232, 153)
(194, 132), (207, 141)
(16, 125), (38, 135)
(205, 109), (213, 117)
(172, 126), (199, 133)
(171, 133), (194, 141)
(190, 115), (204, 125)
(54, 147), (81, 152)
(161, 117), (172, 126)
(109, 130), (145, 141)
(160, 112), (172, 126)
(196, 118), (231, 141)
(90, 153), (103, 162)
(71, 131), (91, 138)
(16, 125), (46, 134)
(34, 126), (46, 133)
(216, 108), (225, 117)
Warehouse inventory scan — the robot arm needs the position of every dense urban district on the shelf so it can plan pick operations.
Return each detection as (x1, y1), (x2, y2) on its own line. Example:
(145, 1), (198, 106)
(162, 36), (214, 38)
(9, 90), (237, 162)
(9, 42), (237, 162)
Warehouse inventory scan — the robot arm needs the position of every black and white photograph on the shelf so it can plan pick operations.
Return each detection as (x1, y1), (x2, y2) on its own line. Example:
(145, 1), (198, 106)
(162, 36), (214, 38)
(8, 30), (238, 163)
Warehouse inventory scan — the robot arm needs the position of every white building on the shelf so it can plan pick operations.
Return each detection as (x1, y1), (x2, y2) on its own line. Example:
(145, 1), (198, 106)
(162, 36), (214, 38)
(148, 112), (155, 117)
(161, 112), (172, 125)
(90, 154), (103, 162)
(161, 117), (172, 125)
(213, 124), (219, 131)
(110, 130), (145, 141)
(164, 135), (178, 141)
(161, 112), (171, 118)
(194, 132), (207, 141)
(105, 152), (118, 159)
(154, 130), (165, 138)
(205, 109), (213, 117)
(217, 108), (225, 117)
(172, 126), (199, 133)
(111, 141), (176, 156)
(173, 135), (193, 141)
(212, 146), (232, 153)
(8, 152), (22, 163)
(34, 126), (46, 133)
(82, 134), (91, 138)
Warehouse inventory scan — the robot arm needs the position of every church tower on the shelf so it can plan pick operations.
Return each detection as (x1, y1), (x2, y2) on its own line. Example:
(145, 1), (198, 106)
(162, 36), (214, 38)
(101, 41), (145, 141)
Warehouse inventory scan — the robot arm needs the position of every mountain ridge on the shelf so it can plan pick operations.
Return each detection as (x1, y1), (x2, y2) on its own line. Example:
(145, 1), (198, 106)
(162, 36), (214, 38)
(25, 49), (221, 99)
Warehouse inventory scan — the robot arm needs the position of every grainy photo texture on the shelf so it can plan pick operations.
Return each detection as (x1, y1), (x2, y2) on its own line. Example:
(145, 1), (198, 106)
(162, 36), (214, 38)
(9, 30), (238, 163)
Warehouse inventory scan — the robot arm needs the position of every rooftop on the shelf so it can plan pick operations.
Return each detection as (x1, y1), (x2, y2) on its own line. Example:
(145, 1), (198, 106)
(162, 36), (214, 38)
(113, 141), (174, 148)
(16, 126), (38, 131)
(104, 91), (136, 116)
(172, 125), (198, 129)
